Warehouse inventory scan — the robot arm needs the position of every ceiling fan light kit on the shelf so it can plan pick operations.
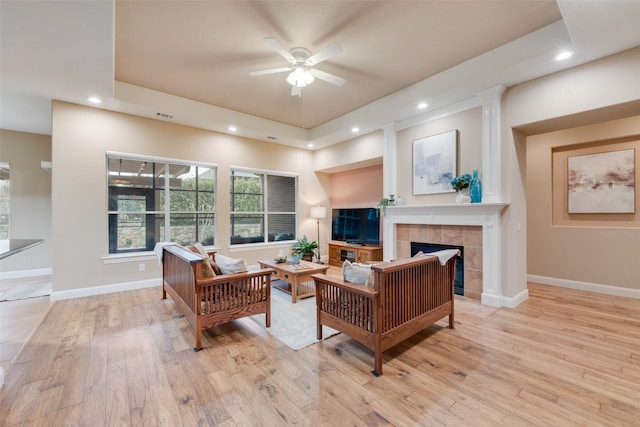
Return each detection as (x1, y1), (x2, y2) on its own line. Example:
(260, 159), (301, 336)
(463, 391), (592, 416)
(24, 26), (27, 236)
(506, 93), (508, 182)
(250, 37), (345, 95)
(286, 66), (314, 87)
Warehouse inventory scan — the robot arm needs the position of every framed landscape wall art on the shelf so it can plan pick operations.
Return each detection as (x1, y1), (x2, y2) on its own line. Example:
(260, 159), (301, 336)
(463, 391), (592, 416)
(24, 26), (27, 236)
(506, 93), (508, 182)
(567, 148), (635, 213)
(412, 130), (458, 195)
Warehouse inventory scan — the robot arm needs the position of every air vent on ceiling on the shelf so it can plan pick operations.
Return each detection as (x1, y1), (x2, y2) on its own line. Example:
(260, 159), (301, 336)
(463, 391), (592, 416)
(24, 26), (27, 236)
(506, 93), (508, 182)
(267, 136), (278, 140)
(156, 112), (173, 119)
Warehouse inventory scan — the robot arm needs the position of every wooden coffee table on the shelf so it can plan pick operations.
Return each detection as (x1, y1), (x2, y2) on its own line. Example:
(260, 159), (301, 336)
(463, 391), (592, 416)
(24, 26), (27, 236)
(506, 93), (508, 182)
(258, 259), (329, 303)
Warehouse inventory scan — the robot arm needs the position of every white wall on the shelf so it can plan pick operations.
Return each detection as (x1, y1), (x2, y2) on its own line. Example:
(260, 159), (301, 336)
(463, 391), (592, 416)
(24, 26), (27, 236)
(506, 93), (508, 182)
(50, 101), (326, 295)
(503, 46), (640, 299)
(526, 115), (640, 292)
(397, 108), (483, 205)
(314, 131), (384, 173)
(18, 46), (640, 302)
(0, 130), (52, 276)
(316, 46), (640, 304)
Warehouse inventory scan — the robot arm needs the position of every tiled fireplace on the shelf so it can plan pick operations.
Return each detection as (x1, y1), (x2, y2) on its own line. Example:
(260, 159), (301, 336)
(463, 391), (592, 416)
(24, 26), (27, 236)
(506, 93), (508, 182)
(398, 225), (481, 299)
(382, 203), (508, 305)
(411, 241), (466, 296)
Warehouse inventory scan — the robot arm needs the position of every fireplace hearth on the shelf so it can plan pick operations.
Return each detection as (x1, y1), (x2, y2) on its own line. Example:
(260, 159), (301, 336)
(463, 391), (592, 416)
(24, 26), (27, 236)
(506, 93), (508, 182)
(383, 203), (508, 305)
(411, 242), (464, 295)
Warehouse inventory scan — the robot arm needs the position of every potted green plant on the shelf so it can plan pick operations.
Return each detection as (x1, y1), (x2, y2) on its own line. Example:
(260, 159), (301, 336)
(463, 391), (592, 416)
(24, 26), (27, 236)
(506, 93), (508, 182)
(292, 235), (318, 261)
(376, 194), (396, 215)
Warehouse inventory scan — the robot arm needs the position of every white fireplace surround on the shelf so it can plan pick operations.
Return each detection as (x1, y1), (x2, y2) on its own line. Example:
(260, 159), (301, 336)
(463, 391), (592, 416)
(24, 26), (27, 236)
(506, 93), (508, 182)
(383, 202), (513, 307)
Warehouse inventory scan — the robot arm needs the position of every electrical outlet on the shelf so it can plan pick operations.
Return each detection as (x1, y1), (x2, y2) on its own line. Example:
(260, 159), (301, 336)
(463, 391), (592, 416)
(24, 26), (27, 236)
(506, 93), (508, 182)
(139, 263), (145, 272)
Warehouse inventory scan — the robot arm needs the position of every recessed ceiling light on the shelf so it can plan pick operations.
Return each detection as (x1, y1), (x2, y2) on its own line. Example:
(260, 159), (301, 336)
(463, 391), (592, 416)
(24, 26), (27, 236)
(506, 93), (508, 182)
(351, 127), (359, 133)
(417, 102), (428, 109)
(555, 51), (573, 61)
(228, 125), (237, 132)
(307, 143), (314, 148)
(88, 96), (102, 104)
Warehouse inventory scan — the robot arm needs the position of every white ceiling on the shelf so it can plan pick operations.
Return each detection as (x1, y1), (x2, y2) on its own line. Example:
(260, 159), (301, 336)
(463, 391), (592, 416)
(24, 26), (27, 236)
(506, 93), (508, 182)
(2, 1), (640, 150)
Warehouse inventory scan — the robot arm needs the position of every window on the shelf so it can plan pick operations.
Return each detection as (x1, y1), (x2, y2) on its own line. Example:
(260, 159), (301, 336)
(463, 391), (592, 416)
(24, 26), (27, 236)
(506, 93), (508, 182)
(107, 154), (216, 253)
(0, 163), (9, 239)
(230, 169), (296, 245)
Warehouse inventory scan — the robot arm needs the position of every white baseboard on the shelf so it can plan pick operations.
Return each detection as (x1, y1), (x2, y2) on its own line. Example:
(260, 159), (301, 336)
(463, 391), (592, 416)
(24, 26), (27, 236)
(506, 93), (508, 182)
(50, 278), (161, 301)
(527, 274), (640, 299)
(0, 268), (52, 281)
(482, 288), (529, 308)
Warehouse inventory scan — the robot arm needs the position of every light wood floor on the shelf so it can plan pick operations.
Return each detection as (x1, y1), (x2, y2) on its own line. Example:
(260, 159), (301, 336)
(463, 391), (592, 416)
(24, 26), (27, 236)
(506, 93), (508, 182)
(0, 276), (54, 375)
(1, 281), (639, 426)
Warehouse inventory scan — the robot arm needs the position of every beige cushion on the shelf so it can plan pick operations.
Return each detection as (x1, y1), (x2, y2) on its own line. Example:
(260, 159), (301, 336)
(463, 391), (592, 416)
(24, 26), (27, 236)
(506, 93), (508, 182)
(191, 242), (223, 275)
(186, 243), (216, 279)
(215, 253), (248, 275)
(191, 242), (209, 257)
(342, 260), (374, 287)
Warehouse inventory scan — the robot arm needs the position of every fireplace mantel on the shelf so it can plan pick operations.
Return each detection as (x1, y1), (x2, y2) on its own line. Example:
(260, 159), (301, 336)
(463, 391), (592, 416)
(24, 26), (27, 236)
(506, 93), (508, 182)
(383, 202), (511, 307)
(383, 203), (508, 226)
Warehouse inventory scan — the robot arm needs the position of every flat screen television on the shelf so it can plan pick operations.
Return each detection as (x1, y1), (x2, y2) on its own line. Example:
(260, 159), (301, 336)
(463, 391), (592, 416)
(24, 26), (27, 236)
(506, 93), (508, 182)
(331, 208), (380, 246)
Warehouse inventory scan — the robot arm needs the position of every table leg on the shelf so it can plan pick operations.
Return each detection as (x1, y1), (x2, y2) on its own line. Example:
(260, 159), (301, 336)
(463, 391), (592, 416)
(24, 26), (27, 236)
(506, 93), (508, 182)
(291, 276), (297, 303)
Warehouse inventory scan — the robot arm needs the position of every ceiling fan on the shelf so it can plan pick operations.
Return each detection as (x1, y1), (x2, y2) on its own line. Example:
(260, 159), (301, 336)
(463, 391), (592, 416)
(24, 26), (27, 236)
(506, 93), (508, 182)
(249, 37), (346, 96)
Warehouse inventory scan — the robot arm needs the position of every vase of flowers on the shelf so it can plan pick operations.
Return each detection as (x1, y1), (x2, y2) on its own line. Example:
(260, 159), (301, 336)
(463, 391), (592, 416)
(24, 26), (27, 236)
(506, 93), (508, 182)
(450, 173), (472, 203)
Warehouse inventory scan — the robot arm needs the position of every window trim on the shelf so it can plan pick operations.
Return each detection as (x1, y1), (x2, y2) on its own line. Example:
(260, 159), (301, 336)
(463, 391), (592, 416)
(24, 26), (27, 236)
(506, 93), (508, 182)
(107, 151), (216, 171)
(229, 165), (297, 178)
(106, 151), (217, 254)
(230, 166), (298, 247)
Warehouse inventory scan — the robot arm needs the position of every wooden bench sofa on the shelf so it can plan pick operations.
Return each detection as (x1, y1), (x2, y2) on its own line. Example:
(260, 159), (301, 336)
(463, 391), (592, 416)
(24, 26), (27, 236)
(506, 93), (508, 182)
(162, 245), (274, 351)
(312, 252), (459, 375)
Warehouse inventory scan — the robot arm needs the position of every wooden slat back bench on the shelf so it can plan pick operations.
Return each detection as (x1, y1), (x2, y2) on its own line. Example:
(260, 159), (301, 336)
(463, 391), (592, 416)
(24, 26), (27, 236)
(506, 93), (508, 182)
(162, 245), (274, 351)
(312, 253), (458, 375)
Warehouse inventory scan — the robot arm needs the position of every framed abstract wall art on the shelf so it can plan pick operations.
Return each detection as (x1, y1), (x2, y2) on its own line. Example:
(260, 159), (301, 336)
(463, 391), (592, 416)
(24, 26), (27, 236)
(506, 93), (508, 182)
(412, 130), (458, 195)
(567, 148), (635, 213)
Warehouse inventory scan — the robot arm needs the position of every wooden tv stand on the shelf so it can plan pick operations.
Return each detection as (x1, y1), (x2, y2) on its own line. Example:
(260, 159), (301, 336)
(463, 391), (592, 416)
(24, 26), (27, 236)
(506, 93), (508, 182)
(327, 241), (383, 267)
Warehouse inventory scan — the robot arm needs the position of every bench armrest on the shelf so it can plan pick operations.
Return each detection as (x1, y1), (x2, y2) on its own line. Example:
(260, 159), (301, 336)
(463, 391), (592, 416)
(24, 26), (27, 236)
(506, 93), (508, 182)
(197, 268), (274, 285)
(312, 273), (377, 297)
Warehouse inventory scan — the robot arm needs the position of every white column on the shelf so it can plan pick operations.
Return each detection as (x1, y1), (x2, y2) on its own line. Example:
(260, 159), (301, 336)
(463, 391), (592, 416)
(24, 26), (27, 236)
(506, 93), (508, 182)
(480, 221), (503, 307)
(383, 214), (397, 261)
(381, 123), (397, 199)
(476, 85), (505, 203)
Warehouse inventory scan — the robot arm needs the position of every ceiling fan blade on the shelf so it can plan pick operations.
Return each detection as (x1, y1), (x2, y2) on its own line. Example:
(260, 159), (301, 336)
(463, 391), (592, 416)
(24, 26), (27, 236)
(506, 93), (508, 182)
(263, 37), (296, 63)
(305, 42), (343, 66)
(291, 85), (302, 97)
(310, 68), (346, 87)
(249, 67), (291, 77)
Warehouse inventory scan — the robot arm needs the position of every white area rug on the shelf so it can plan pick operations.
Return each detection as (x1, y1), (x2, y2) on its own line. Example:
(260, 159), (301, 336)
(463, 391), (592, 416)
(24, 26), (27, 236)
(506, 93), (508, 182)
(250, 282), (340, 350)
(0, 282), (51, 301)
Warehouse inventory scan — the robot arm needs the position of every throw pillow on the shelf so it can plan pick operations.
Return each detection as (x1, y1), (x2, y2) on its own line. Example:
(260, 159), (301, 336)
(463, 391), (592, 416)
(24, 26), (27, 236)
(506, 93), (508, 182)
(208, 257), (223, 276)
(186, 244), (216, 279)
(342, 260), (374, 287)
(191, 242), (223, 274)
(191, 242), (208, 257)
(215, 253), (248, 275)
